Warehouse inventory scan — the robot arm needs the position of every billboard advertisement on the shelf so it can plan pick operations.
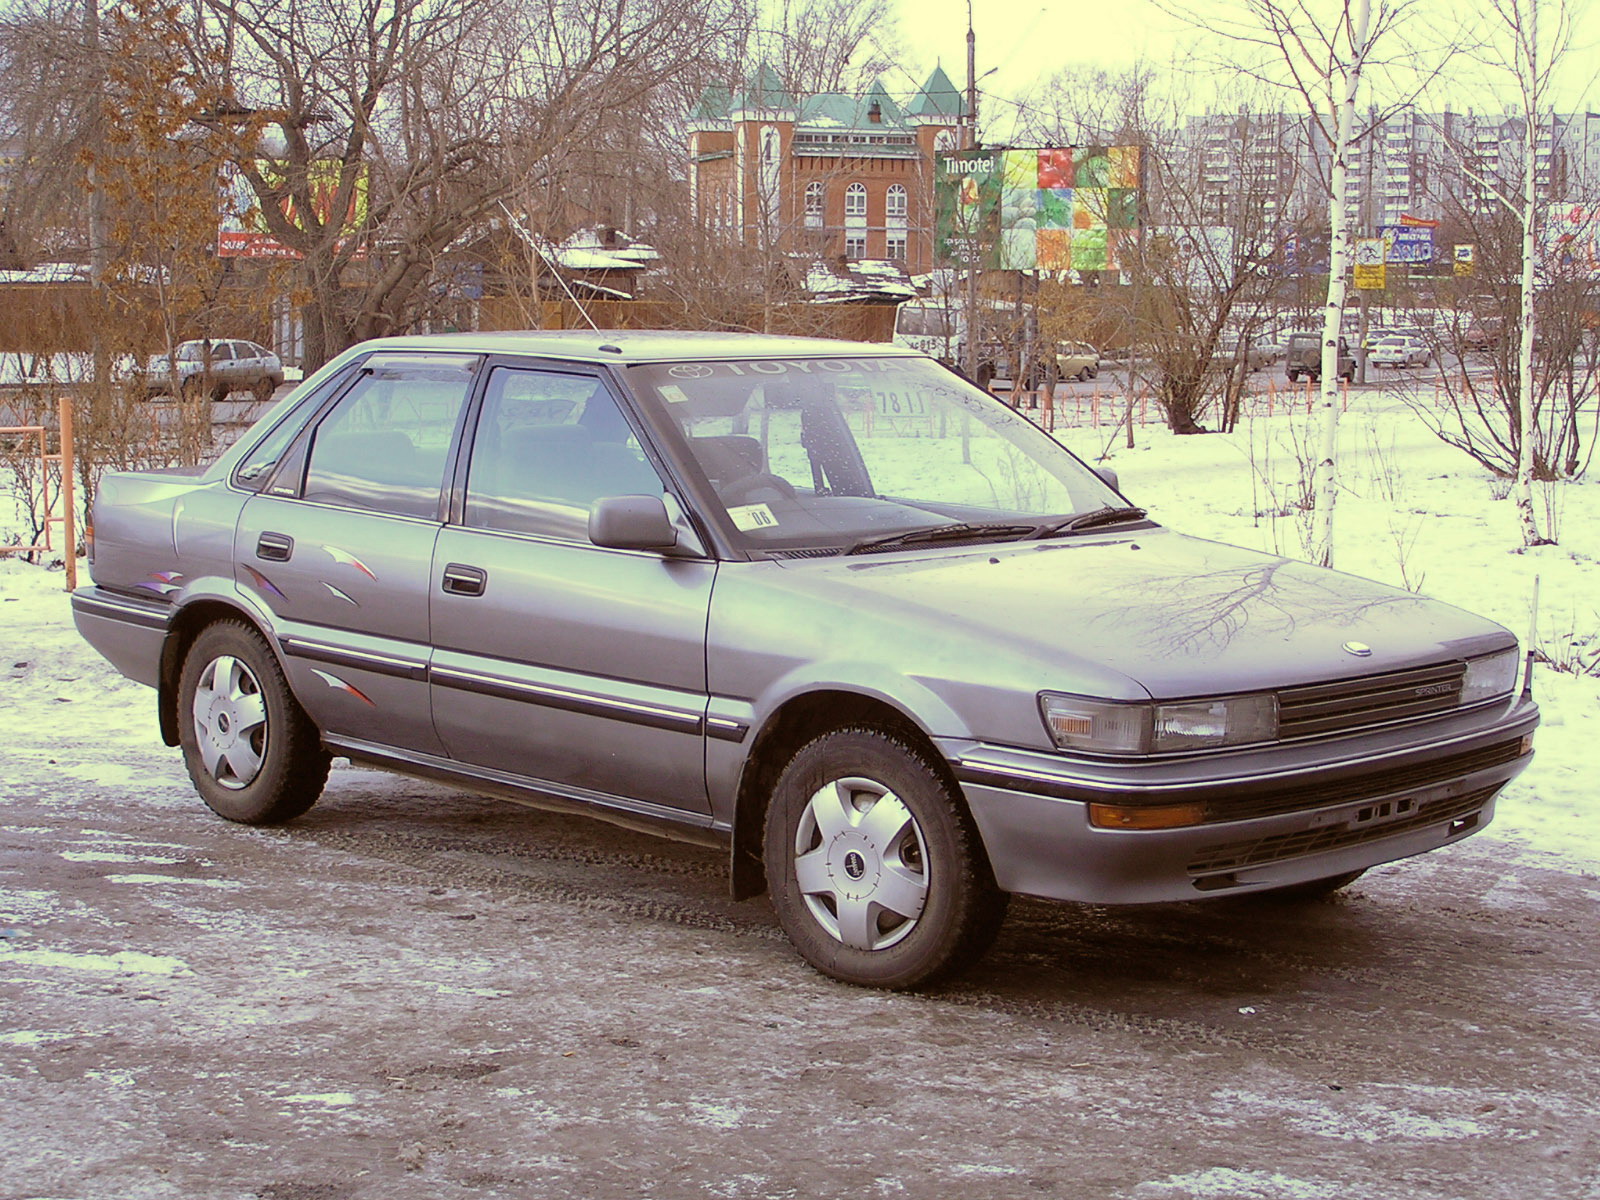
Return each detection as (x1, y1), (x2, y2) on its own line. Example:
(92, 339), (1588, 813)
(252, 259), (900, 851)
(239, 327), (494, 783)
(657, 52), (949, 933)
(219, 160), (369, 259)
(935, 146), (1141, 272)
(1540, 203), (1600, 279)
(1378, 225), (1434, 264)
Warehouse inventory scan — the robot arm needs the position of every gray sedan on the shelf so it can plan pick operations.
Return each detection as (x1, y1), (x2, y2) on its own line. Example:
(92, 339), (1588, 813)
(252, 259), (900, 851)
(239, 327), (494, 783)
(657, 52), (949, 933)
(72, 332), (1537, 988)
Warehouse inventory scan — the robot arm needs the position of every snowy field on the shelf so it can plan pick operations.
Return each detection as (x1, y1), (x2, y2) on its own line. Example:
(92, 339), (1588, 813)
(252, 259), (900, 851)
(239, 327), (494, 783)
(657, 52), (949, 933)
(2, 382), (1596, 876)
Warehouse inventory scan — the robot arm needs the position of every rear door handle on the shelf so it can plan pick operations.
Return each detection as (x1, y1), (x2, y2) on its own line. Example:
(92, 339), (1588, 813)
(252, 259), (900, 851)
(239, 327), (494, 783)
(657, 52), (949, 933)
(256, 532), (294, 561)
(441, 563), (487, 596)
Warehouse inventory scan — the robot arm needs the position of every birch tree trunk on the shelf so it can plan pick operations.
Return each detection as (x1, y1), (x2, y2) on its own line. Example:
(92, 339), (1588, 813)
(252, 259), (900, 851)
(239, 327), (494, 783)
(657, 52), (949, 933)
(1310, 0), (1372, 569)
(1513, 3), (1546, 546)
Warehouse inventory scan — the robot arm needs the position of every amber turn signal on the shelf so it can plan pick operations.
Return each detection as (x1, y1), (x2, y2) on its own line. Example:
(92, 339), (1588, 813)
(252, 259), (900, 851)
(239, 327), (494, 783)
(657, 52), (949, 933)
(1089, 802), (1207, 830)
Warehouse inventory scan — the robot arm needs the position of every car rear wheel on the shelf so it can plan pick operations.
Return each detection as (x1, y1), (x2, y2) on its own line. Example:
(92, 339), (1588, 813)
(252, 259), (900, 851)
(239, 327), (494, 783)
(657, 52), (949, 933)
(252, 377), (277, 403)
(763, 727), (1008, 989)
(178, 621), (330, 824)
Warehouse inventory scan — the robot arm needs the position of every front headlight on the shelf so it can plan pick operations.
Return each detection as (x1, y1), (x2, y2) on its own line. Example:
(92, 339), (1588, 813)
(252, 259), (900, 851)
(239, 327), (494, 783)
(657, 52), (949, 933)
(1460, 647), (1518, 705)
(1040, 691), (1279, 755)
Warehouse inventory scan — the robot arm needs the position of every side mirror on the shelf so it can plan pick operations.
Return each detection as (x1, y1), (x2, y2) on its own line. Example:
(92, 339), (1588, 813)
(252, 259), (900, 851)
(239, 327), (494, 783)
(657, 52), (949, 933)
(589, 495), (680, 551)
(1094, 465), (1120, 493)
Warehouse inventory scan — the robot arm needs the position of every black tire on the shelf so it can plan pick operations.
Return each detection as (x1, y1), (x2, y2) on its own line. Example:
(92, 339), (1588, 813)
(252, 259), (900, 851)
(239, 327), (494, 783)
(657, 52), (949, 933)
(974, 362), (995, 389)
(1286, 370), (1299, 383)
(763, 727), (1008, 989)
(178, 620), (330, 824)
(1239, 869), (1366, 903)
(251, 377), (277, 403)
(1076, 366), (1092, 382)
(1086, 365), (1098, 380)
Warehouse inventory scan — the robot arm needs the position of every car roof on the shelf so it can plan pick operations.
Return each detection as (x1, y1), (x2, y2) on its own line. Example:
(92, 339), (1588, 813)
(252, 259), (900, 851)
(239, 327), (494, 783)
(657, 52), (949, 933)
(350, 330), (922, 365)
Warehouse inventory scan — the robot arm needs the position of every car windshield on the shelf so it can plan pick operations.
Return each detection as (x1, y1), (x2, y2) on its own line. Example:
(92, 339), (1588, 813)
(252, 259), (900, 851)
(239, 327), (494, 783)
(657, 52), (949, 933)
(630, 355), (1126, 552)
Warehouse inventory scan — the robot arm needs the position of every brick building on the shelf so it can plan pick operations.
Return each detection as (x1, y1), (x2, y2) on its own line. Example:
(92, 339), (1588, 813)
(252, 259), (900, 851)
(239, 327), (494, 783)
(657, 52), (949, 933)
(688, 66), (965, 275)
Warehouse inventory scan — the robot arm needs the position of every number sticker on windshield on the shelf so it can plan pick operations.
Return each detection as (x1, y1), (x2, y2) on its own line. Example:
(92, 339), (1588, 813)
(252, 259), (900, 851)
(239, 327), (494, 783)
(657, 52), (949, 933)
(728, 503), (779, 532)
(874, 389), (928, 416)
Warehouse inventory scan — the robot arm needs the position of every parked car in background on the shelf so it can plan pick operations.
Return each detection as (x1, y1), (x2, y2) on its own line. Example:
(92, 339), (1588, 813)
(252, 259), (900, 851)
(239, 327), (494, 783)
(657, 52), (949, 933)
(73, 331), (1537, 989)
(1052, 341), (1100, 383)
(1213, 335), (1283, 372)
(1464, 321), (1503, 352)
(1369, 335), (1433, 369)
(1284, 331), (1356, 383)
(141, 339), (285, 402)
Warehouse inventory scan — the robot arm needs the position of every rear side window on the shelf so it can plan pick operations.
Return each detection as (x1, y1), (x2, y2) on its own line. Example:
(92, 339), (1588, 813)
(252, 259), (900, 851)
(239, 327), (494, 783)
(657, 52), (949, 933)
(299, 358), (478, 519)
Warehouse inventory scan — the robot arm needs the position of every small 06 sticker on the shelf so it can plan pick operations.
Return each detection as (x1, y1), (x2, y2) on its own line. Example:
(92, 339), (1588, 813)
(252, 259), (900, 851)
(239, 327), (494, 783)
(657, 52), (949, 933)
(728, 503), (779, 531)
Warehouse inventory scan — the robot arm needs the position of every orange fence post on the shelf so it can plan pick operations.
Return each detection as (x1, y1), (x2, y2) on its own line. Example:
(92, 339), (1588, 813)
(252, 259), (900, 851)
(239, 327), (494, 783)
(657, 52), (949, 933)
(58, 394), (76, 591)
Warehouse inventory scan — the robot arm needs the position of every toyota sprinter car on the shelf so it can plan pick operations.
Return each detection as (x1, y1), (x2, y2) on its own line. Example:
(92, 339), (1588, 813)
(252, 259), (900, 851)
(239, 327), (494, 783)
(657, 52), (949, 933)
(72, 332), (1538, 987)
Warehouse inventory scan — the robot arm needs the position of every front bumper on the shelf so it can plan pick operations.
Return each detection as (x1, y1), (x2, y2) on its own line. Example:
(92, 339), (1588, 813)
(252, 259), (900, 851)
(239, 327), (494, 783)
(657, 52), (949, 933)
(946, 697), (1538, 904)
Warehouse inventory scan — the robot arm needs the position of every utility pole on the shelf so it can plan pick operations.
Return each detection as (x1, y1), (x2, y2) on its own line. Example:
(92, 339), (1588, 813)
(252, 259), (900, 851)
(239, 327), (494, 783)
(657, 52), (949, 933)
(962, 0), (980, 385)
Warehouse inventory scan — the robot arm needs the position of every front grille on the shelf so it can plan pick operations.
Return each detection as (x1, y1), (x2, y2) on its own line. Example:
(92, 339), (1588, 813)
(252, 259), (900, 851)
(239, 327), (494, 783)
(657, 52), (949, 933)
(1277, 661), (1467, 739)
(1201, 738), (1523, 824)
(1188, 784), (1501, 874)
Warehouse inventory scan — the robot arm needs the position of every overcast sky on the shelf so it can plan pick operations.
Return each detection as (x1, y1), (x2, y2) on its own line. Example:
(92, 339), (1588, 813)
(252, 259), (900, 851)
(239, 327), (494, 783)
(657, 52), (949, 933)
(888, 0), (1600, 134)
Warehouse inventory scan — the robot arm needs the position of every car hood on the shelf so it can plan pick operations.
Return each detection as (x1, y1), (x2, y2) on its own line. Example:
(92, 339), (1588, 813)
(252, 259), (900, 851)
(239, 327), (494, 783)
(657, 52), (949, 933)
(776, 528), (1511, 700)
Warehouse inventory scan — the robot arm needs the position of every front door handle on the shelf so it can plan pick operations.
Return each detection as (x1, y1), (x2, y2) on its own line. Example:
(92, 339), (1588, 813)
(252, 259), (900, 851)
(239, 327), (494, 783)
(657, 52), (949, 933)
(257, 532), (294, 561)
(441, 563), (487, 597)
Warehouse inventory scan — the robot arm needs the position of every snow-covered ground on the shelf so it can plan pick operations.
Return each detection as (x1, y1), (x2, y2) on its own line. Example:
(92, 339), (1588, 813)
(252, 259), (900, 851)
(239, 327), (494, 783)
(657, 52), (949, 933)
(2, 382), (1596, 875)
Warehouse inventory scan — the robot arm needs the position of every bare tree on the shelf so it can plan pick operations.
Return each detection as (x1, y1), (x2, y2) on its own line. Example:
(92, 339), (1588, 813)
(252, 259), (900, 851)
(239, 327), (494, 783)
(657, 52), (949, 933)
(1165, 0), (1444, 565)
(1406, 111), (1600, 495)
(0, 0), (101, 263)
(178, 0), (742, 370)
(1424, 0), (1577, 546)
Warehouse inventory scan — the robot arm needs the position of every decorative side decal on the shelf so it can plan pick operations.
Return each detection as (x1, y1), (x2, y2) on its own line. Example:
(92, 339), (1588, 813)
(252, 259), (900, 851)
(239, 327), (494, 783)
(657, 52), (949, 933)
(134, 570), (184, 597)
(322, 582), (359, 606)
(309, 669), (375, 706)
(325, 545), (377, 580)
(241, 564), (287, 600)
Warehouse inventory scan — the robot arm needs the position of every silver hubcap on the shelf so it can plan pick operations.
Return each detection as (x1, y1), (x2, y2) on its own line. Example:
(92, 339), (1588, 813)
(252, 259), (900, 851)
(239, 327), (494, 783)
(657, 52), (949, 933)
(192, 655), (268, 790)
(793, 776), (929, 951)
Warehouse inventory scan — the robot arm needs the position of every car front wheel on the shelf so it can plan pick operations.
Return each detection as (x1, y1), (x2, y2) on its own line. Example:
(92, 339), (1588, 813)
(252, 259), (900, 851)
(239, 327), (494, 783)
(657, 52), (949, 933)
(763, 727), (1008, 989)
(178, 621), (330, 824)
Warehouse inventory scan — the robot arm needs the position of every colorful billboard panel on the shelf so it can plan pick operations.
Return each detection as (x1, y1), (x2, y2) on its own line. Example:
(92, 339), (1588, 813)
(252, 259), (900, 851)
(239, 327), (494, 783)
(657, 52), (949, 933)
(219, 160), (369, 259)
(1378, 225), (1433, 264)
(936, 147), (1141, 272)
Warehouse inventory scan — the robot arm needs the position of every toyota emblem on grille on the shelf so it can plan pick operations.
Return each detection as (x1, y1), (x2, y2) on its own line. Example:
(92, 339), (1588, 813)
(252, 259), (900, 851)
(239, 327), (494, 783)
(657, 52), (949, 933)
(1343, 641), (1373, 657)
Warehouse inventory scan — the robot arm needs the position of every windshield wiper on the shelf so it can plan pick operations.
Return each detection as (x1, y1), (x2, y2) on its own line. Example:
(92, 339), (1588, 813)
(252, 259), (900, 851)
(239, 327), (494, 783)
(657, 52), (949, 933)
(1030, 506), (1150, 538)
(845, 521), (1039, 555)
